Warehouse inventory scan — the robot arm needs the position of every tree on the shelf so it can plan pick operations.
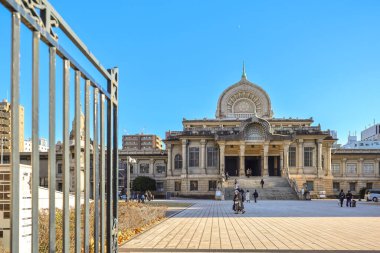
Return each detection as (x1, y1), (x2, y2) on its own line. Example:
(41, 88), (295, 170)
(132, 176), (156, 192)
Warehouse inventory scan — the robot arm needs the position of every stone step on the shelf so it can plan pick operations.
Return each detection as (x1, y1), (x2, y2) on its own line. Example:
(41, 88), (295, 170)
(223, 177), (298, 200)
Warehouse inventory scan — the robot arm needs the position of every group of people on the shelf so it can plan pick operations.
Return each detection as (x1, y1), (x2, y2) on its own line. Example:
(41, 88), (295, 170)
(130, 190), (154, 203)
(338, 189), (356, 207)
(233, 179), (259, 214)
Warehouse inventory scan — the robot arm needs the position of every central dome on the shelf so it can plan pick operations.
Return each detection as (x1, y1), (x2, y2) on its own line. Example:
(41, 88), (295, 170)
(215, 67), (273, 119)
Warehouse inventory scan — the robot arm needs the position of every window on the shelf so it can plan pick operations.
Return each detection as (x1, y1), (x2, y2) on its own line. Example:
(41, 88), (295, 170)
(189, 147), (199, 167)
(190, 181), (198, 191)
(139, 163), (149, 174)
(349, 182), (356, 192)
(208, 181), (217, 191)
(3, 212), (10, 219)
(156, 182), (164, 192)
(333, 182), (340, 191)
(306, 181), (314, 191)
(57, 163), (62, 174)
(156, 164), (166, 174)
(346, 163), (357, 174)
(289, 147), (296, 167)
(366, 182), (373, 189)
(304, 147), (313, 167)
(0, 231), (3, 238)
(363, 163), (374, 174)
(207, 147), (218, 167)
(174, 154), (182, 170)
(175, 181), (181, 191)
(332, 164), (340, 175)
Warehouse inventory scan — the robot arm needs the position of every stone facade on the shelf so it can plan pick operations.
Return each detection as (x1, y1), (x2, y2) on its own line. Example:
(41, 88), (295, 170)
(122, 71), (380, 198)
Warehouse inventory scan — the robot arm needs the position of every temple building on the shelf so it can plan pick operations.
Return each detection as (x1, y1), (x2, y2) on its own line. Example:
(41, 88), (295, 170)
(120, 66), (380, 198)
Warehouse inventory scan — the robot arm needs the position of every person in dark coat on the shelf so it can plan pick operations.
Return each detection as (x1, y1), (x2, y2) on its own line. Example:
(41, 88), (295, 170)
(338, 189), (345, 207)
(346, 190), (353, 207)
(260, 178), (264, 189)
(253, 189), (259, 203)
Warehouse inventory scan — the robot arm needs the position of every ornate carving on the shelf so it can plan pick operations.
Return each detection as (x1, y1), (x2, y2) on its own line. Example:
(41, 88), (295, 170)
(216, 78), (272, 119)
(20, 0), (59, 40)
(112, 217), (118, 252)
(244, 123), (267, 140)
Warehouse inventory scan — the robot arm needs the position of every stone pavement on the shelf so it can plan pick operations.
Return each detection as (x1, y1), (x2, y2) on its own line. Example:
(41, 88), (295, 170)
(120, 200), (380, 252)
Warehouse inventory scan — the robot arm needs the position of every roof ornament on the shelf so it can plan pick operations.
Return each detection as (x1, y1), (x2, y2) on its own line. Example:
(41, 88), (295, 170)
(242, 61), (247, 79)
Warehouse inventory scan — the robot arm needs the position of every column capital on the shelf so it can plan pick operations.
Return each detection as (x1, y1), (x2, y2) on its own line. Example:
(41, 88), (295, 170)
(342, 158), (347, 162)
(359, 158), (364, 162)
(317, 139), (323, 144)
(181, 139), (188, 145)
(200, 139), (207, 145)
(166, 143), (172, 148)
(298, 139), (304, 143)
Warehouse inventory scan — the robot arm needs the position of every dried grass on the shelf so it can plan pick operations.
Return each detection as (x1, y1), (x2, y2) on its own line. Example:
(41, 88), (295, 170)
(38, 202), (166, 253)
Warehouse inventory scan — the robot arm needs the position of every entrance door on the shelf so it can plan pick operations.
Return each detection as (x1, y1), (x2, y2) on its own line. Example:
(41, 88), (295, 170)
(245, 156), (261, 176)
(268, 156), (281, 176)
(225, 156), (239, 176)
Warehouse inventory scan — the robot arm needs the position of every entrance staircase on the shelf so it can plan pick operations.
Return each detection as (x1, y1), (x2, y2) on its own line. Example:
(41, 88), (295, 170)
(223, 177), (299, 200)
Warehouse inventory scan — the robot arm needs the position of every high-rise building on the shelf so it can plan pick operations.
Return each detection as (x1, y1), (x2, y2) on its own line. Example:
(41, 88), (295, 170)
(361, 123), (380, 141)
(0, 99), (24, 153)
(122, 134), (163, 151)
(24, 138), (49, 152)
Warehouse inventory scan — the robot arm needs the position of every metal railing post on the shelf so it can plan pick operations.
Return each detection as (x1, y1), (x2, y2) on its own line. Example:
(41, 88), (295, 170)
(32, 30), (40, 253)
(48, 46), (57, 253)
(10, 11), (21, 253)
(62, 59), (70, 253)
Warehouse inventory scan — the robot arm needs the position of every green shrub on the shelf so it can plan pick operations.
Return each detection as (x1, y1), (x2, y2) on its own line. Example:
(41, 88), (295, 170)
(132, 176), (156, 192)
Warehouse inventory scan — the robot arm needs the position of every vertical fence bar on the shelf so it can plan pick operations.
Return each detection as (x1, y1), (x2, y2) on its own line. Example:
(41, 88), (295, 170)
(32, 30), (40, 253)
(106, 95), (113, 253)
(93, 88), (99, 253)
(112, 92), (118, 252)
(84, 80), (90, 253)
(100, 94), (105, 253)
(62, 59), (70, 253)
(10, 11), (21, 253)
(74, 70), (81, 253)
(48, 46), (57, 253)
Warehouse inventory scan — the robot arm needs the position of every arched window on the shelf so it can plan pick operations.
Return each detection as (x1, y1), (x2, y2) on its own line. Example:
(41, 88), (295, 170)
(174, 154), (182, 169)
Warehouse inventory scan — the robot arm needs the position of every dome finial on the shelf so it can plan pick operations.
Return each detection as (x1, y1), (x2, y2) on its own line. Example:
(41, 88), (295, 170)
(242, 61), (247, 79)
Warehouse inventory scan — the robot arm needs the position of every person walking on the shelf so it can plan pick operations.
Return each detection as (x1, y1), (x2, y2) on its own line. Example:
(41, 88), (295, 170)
(338, 189), (345, 207)
(260, 178), (264, 189)
(301, 187), (305, 200)
(245, 190), (251, 203)
(235, 189), (245, 214)
(346, 190), (353, 207)
(253, 189), (258, 203)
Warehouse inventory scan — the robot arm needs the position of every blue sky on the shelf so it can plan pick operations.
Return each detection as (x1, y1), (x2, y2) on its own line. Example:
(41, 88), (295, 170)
(0, 0), (379, 146)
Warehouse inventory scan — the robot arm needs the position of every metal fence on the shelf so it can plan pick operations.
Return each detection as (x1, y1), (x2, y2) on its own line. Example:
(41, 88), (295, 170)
(0, 0), (119, 252)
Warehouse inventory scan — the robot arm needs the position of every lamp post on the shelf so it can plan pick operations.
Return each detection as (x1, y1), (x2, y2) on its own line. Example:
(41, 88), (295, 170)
(126, 156), (136, 201)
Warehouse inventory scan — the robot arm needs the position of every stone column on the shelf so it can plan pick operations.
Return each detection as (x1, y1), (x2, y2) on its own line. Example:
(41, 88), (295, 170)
(317, 140), (323, 178)
(167, 143), (173, 176)
(200, 139), (206, 174)
(150, 158), (155, 177)
(375, 158), (380, 177)
(358, 158), (363, 177)
(280, 151), (284, 176)
(127, 161), (131, 200)
(342, 158), (347, 177)
(239, 143), (245, 177)
(219, 143), (225, 176)
(326, 144), (332, 176)
(297, 139), (304, 174)
(181, 139), (187, 176)
(283, 143), (289, 176)
(263, 142), (269, 176)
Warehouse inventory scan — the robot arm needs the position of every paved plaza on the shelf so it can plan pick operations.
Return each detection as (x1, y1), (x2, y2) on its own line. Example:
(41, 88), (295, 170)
(120, 200), (380, 252)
